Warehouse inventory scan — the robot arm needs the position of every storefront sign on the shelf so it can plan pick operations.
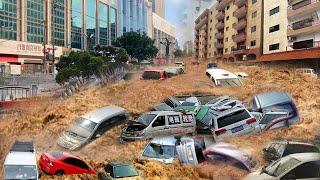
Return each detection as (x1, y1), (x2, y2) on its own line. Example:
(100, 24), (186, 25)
(17, 44), (42, 54)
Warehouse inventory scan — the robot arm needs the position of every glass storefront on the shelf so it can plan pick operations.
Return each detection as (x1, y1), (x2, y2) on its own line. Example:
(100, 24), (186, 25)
(71, 0), (82, 49)
(52, 0), (65, 46)
(27, 0), (44, 43)
(0, 0), (17, 40)
(98, 2), (109, 46)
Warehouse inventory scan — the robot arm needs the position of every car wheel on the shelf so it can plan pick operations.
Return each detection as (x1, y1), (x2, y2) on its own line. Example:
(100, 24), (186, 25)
(55, 170), (64, 176)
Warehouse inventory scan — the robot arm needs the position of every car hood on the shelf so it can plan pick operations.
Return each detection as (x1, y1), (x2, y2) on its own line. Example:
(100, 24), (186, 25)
(204, 143), (257, 172)
(57, 131), (87, 150)
(244, 170), (275, 180)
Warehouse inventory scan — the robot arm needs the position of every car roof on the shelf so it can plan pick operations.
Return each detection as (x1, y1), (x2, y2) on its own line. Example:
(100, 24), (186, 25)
(212, 106), (249, 118)
(4, 152), (37, 166)
(81, 106), (127, 124)
(255, 92), (292, 109)
(145, 111), (190, 115)
(46, 152), (80, 160)
(206, 68), (239, 79)
(288, 153), (320, 162)
(108, 162), (132, 167)
(144, 69), (164, 72)
(150, 136), (177, 146)
(272, 141), (316, 147)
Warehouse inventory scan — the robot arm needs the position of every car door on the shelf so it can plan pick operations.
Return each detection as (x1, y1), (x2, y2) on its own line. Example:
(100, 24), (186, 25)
(91, 120), (110, 140)
(149, 115), (169, 137)
(259, 111), (289, 130)
(107, 114), (126, 127)
(280, 161), (320, 180)
(167, 115), (183, 135)
(63, 158), (89, 174)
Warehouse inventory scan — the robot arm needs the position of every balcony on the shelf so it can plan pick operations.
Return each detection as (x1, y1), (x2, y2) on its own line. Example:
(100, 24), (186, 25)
(215, 42), (224, 49)
(216, 53), (223, 58)
(215, 21), (225, 30)
(195, 16), (208, 30)
(233, 19), (247, 30)
(235, 0), (247, 7)
(289, 41), (320, 50)
(288, 0), (320, 19)
(232, 45), (248, 55)
(216, 11), (225, 21)
(233, 33), (246, 43)
(233, 6), (247, 19)
(288, 19), (320, 36)
(217, 0), (233, 10)
(215, 32), (224, 39)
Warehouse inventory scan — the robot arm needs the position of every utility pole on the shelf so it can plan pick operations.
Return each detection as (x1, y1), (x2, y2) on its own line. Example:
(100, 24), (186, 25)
(51, 0), (58, 78)
(43, 20), (46, 74)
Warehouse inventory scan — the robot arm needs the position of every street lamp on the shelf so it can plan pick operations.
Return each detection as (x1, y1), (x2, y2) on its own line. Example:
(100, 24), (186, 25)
(160, 37), (175, 61)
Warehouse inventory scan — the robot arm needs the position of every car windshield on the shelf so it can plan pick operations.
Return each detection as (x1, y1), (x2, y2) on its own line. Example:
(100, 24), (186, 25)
(216, 78), (242, 87)
(114, 165), (139, 178)
(136, 114), (157, 126)
(142, 143), (175, 159)
(67, 117), (98, 138)
(265, 156), (300, 177)
(4, 165), (37, 180)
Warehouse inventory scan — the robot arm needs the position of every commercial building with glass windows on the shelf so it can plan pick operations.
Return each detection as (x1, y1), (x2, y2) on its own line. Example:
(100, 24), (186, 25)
(0, 0), (118, 75)
(118, 0), (151, 36)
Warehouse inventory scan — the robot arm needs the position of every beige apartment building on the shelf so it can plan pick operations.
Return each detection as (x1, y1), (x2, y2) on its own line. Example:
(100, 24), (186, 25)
(195, 9), (209, 61)
(207, 4), (218, 60)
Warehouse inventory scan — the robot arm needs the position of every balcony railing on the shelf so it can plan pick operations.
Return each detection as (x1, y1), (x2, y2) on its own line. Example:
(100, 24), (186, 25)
(215, 32), (224, 39)
(288, 20), (320, 36)
(216, 11), (225, 21)
(289, 0), (319, 10)
(291, 18), (314, 30)
(288, 41), (320, 50)
(215, 21), (225, 30)
(217, 0), (233, 10)
(233, 33), (246, 43)
(235, 0), (247, 7)
(233, 6), (247, 19)
(233, 19), (247, 30)
(232, 45), (248, 54)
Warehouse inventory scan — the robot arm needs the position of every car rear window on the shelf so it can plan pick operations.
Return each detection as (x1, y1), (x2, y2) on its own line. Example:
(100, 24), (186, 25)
(142, 71), (161, 80)
(50, 152), (63, 158)
(283, 144), (320, 156)
(217, 110), (251, 128)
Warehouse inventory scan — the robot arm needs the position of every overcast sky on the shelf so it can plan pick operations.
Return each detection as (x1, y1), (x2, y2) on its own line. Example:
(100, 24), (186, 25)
(165, 0), (216, 47)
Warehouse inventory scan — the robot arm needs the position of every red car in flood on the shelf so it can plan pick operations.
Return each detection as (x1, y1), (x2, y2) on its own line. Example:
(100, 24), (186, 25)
(39, 152), (95, 176)
(141, 69), (168, 80)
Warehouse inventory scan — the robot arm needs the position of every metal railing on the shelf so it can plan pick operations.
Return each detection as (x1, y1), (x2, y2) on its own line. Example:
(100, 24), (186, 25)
(288, 0), (319, 10)
(288, 19), (320, 30)
(289, 41), (320, 50)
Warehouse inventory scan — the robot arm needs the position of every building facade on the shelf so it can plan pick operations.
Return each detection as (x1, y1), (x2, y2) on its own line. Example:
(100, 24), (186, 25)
(0, 0), (118, 75)
(150, 0), (165, 18)
(195, 9), (209, 61)
(117, 0), (150, 36)
(183, 40), (194, 55)
(153, 13), (176, 59)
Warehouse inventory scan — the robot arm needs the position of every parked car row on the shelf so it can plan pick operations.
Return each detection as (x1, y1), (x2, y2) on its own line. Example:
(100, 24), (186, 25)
(141, 61), (186, 80)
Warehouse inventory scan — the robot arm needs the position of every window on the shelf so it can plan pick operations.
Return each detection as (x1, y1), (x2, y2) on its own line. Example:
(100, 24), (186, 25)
(270, 6), (279, 16)
(142, 71), (161, 80)
(269, 24), (280, 33)
(64, 158), (89, 169)
(152, 116), (166, 127)
(225, 48), (228, 53)
(283, 145), (319, 157)
(252, 11), (257, 18)
(251, 26), (256, 33)
(269, 43), (280, 51)
(252, 0), (257, 4)
(217, 110), (251, 128)
(226, 5), (230, 10)
(168, 115), (181, 125)
(282, 162), (320, 179)
(225, 37), (228, 42)
(182, 115), (194, 123)
(226, 26), (229, 31)
(250, 40), (256, 47)
(226, 16), (229, 21)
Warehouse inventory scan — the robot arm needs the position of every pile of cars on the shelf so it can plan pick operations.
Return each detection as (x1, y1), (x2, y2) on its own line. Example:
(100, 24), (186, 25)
(4, 90), (320, 179)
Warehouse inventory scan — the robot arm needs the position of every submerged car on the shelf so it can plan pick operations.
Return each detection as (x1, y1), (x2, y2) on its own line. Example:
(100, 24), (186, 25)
(295, 68), (317, 78)
(206, 68), (242, 87)
(141, 69), (168, 80)
(164, 67), (184, 77)
(251, 92), (299, 130)
(204, 143), (257, 172)
(3, 141), (39, 180)
(263, 141), (319, 163)
(207, 63), (218, 69)
(98, 162), (141, 180)
(245, 153), (320, 180)
(57, 106), (128, 150)
(140, 136), (205, 164)
(39, 152), (95, 175)
(120, 111), (196, 142)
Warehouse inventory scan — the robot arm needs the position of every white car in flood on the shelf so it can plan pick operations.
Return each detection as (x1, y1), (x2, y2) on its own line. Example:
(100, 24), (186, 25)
(206, 68), (242, 87)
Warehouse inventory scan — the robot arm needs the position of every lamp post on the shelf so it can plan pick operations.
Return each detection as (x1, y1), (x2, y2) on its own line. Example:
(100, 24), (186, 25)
(160, 37), (175, 61)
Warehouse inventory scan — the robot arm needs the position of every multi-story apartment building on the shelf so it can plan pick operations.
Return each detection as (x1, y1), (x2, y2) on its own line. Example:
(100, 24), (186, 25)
(183, 40), (194, 56)
(0, 0), (118, 75)
(195, 9), (209, 61)
(287, 0), (320, 51)
(208, 4), (218, 60)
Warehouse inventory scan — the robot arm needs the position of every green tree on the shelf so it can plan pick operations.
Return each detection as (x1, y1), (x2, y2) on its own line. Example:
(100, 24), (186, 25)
(93, 45), (129, 63)
(113, 32), (158, 62)
(174, 49), (185, 58)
